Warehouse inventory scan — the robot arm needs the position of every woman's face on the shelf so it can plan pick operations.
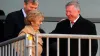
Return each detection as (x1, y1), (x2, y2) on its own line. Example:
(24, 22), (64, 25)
(31, 17), (44, 31)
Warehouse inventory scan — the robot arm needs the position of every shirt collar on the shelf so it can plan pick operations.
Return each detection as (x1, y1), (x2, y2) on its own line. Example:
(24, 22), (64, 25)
(70, 15), (80, 28)
(73, 15), (80, 23)
(22, 9), (26, 17)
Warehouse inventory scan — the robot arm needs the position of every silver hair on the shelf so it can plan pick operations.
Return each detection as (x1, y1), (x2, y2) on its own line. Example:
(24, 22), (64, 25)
(65, 1), (80, 10)
(24, 0), (37, 3)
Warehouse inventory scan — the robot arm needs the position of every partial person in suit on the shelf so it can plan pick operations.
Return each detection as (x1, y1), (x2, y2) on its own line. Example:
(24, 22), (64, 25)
(4, 0), (45, 41)
(0, 9), (5, 15)
(49, 1), (98, 56)
(0, 9), (5, 42)
(4, 0), (46, 55)
(17, 10), (44, 56)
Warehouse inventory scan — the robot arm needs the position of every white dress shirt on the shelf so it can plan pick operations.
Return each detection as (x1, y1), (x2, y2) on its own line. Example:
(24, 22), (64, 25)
(22, 9), (26, 18)
(70, 15), (80, 28)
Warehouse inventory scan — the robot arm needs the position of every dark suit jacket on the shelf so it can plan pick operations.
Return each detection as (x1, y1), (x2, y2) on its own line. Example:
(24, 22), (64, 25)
(50, 16), (98, 56)
(4, 9), (45, 41)
(0, 10), (5, 15)
(4, 9), (25, 41)
(0, 10), (5, 42)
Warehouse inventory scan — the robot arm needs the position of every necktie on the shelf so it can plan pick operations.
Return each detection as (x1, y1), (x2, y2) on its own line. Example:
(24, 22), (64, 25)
(71, 21), (74, 25)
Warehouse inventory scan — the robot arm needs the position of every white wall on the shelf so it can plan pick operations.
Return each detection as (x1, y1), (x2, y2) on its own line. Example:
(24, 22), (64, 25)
(0, 0), (100, 18)
(0, 0), (23, 15)
(39, 0), (100, 18)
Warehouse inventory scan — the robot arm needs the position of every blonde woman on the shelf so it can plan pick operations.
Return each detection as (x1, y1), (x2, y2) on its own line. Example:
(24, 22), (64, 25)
(17, 10), (44, 56)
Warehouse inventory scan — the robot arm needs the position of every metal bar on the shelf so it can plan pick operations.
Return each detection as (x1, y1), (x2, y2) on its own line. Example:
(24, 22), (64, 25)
(5, 45), (7, 56)
(25, 34), (33, 56)
(2, 46), (4, 56)
(57, 38), (60, 56)
(25, 36), (28, 56)
(46, 37), (49, 56)
(37, 34), (100, 39)
(14, 42), (16, 56)
(89, 39), (91, 56)
(0, 47), (1, 56)
(11, 43), (13, 56)
(25, 34), (30, 56)
(35, 34), (38, 56)
(28, 39), (32, 56)
(18, 41), (20, 56)
(20, 40), (22, 56)
(68, 38), (70, 56)
(78, 38), (81, 56)
(98, 40), (100, 56)
(0, 35), (25, 46)
(8, 44), (11, 56)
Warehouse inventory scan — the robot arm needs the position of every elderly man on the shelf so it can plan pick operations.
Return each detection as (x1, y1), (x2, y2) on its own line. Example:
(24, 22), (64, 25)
(50, 1), (98, 56)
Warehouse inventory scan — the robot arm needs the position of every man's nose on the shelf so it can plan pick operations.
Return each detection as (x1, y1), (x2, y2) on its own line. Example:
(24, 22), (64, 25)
(66, 12), (70, 16)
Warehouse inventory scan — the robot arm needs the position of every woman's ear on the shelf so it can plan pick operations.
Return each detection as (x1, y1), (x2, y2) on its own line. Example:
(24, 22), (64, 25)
(31, 22), (33, 25)
(31, 21), (35, 26)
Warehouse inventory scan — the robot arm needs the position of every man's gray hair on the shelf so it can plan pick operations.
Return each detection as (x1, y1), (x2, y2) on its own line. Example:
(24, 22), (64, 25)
(65, 1), (80, 10)
(24, 0), (37, 3)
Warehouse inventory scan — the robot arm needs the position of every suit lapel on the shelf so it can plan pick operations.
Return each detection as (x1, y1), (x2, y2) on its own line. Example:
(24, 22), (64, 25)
(71, 16), (83, 28)
(18, 9), (25, 27)
(19, 9), (24, 23)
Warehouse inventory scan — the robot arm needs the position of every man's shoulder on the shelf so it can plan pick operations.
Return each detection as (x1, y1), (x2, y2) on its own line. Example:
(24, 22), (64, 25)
(81, 17), (95, 26)
(56, 19), (69, 27)
(7, 9), (22, 16)
(5, 9), (23, 21)
(58, 18), (68, 23)
(83, 18), (94, 24)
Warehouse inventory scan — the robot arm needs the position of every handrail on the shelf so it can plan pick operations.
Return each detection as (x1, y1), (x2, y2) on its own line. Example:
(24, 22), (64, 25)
(0, 35), (26, 46)
(36, 34), (100, 39)
(36, 34), (100, 56)
(0, 34), (100, 56)
(1, 34), (100, 46)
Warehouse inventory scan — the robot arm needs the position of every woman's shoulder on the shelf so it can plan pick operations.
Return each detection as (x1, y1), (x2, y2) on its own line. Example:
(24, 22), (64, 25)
(18, 26), (31, 36)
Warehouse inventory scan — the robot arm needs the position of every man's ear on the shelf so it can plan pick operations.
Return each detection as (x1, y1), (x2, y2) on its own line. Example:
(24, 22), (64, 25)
(24, 2), (26, 8)
(78, 10), (80, 14)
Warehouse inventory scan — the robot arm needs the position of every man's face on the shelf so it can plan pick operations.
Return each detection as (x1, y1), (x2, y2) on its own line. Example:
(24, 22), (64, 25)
(24, 2), (38, 14)
(66, 5), (80, 22)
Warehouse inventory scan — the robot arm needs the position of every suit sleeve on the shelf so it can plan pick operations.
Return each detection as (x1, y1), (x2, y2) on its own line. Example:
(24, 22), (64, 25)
(51, 22), (61, 33)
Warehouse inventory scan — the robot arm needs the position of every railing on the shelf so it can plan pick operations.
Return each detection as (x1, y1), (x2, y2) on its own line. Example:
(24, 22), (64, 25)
(0, 34), (100, 56)
(35, 34), (100, 56)
(0, 34), (33, 56)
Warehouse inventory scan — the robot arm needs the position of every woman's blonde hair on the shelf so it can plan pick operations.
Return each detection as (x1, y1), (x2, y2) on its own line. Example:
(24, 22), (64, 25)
(25, 10), (44, 25)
